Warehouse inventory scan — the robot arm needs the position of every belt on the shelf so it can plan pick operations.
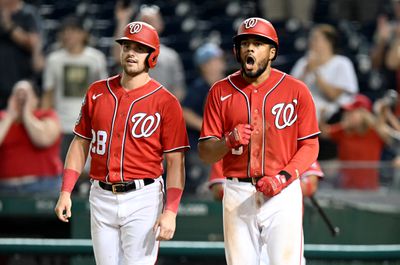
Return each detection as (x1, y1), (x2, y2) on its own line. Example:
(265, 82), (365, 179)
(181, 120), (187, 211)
(98, 179), (155, 194)
(227, 177), (262, 185)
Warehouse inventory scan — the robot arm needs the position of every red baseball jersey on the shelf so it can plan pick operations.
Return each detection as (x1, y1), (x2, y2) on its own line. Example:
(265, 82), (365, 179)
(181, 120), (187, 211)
(74, 74), (189, 183)
(200, 69), (320, 178)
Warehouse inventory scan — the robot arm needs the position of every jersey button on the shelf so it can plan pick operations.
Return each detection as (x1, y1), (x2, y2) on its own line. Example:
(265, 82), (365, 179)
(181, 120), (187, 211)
(254, 89), (258, 93)
(254, 109), (259, 113)
(255, 129), (260, 134)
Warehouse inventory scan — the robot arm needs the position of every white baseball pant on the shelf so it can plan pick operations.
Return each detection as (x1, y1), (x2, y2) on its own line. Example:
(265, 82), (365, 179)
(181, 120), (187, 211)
(223, 178), (303, 265)
(89, 177), (163, 265)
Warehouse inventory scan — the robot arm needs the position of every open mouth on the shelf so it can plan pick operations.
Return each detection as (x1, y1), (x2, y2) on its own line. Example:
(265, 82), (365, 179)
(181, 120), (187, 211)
(245, 55), (255, 69)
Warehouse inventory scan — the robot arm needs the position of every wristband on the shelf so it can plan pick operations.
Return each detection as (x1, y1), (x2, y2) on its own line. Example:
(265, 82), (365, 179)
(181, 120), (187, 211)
(61, 168), (80, 193)
(165, 187), (183, 214)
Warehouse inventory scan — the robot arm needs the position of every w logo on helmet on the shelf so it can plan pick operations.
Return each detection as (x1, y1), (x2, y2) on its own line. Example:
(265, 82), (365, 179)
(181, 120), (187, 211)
(244, 18), (258, 29)
(129, 23), (143, 34)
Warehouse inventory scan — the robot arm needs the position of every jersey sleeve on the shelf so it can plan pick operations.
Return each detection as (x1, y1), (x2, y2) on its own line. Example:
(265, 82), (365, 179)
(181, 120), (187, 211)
(297, 83), (320, 140)
(161, 98), (189, 152)
(73, 92), (92, 140)
(200, 84), (223, 140)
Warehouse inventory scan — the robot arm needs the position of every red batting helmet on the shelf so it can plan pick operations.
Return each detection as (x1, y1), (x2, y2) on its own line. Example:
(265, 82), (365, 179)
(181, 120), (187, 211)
(116, 21), (160, 68)
(233, 17), (279, 61)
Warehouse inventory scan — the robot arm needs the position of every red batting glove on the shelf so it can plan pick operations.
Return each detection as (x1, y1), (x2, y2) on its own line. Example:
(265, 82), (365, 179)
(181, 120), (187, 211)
(256, 174), (288, 197)
(225, 124), (253, 149)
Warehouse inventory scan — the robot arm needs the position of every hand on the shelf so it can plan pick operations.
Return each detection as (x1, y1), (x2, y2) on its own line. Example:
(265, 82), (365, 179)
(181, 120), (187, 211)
(210, 183), (224, 201)
(115, 0), (135, 23)
(153, 210), (176, 241)
(22, 87), (37, 117)
(256, 174), (287, 197)
(6, 94), (19, 121)
(376, 15), (392, 43)
(300, 175), (318, 197)
(225, 124), (253, 149)
(305, 51), (319, 73)
(54, 192), (72, 223)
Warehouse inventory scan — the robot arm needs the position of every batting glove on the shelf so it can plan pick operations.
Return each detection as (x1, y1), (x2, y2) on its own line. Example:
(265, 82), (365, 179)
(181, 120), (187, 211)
(225, 124), (253, 149)
(256, 171), (291, 197)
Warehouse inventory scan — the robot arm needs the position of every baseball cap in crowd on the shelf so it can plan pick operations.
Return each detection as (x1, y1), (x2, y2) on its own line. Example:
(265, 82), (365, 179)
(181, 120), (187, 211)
(194, 43), (223, 67)
(342, 94), (372, 111)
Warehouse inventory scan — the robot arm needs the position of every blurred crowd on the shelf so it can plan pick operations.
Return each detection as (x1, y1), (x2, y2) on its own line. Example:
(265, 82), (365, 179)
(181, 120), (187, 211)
(2, 0), (400, 196)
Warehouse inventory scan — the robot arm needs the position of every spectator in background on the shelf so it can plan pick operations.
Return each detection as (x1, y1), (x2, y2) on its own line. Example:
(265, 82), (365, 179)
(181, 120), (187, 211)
(369, 1), (399, 106)
(291, 24), (359, 122)
(319, 94), (392, 190)
(182, 43), (226, 193)
(259, 0), (314, 28)
(0, 80), (62, 194)
(0, 0), (44, 110)
(385, 0), (400, 115)
(41, 15), (108, 161)
(113, 2), (186, 101)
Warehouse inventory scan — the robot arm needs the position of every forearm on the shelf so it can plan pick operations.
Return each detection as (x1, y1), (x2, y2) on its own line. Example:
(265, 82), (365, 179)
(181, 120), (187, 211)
(23, 113), (60, 148)
(282, 137), (319, 178)
(65, 136), (90, 172)
(316, 77), (344, 101)
(165, 152), (185, 190)
(0, 114), (14, 145)
(61, 136), (90, 193)
(371, 40), (387, 69)
(183, 108), (203, 131)
(198, 138), (229, 164)
(385, 39), (400, 70)
(164, 152), (185, 214)
(9, 26), (38, 52)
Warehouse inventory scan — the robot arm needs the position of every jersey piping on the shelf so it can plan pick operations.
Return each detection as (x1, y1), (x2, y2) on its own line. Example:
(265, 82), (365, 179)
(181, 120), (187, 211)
(227, 75), (251, 177)
(261, 73), (286, 176)
(120, 85), (163, 182)
(105, 78), (119, 182)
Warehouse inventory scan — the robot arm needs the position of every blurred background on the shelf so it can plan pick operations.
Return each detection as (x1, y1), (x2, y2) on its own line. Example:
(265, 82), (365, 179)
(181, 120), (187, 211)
(1, 0), (400, 264)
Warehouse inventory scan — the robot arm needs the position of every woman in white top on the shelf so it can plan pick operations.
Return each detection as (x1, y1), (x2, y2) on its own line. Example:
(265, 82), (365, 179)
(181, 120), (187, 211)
(291, 24), (359, 121)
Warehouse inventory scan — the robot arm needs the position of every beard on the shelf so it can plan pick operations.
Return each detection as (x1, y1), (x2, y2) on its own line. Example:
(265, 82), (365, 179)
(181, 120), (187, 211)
(123, 63), (146, 77)
(241, 57), (269, 79)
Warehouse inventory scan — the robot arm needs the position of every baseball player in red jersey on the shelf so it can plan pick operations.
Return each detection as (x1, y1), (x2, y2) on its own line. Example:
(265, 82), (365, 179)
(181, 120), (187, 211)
(54, 21), (189, 265)
(199, 17), (320, 265)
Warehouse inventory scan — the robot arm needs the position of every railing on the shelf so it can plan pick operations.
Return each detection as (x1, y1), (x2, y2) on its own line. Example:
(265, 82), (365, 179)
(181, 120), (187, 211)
(0, 238), (400, 260)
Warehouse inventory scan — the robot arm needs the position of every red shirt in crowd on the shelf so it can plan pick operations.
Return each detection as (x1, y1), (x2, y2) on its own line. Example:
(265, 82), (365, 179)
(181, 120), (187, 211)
(329, 124), (384, 190)
(0, 110), (63, 179)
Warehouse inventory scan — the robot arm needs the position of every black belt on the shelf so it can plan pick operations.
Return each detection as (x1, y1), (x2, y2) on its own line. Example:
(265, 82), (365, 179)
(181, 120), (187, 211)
(227, 177), (262, 185)
(99, 179), (155, 194)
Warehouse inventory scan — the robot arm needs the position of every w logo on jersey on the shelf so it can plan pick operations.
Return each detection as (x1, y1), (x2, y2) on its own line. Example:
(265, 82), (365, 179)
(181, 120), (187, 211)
(271, 99), (298, 129)
(131, 112), (161, 138)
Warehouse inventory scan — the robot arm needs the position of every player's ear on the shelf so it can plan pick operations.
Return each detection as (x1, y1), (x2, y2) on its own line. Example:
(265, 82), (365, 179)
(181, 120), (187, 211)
(268, 46), (276, 60)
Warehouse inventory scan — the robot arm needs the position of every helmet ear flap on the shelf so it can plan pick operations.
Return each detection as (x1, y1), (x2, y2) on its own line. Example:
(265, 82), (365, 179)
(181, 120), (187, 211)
(147, 51), (158, 68)
(233, 44), (240, 63)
